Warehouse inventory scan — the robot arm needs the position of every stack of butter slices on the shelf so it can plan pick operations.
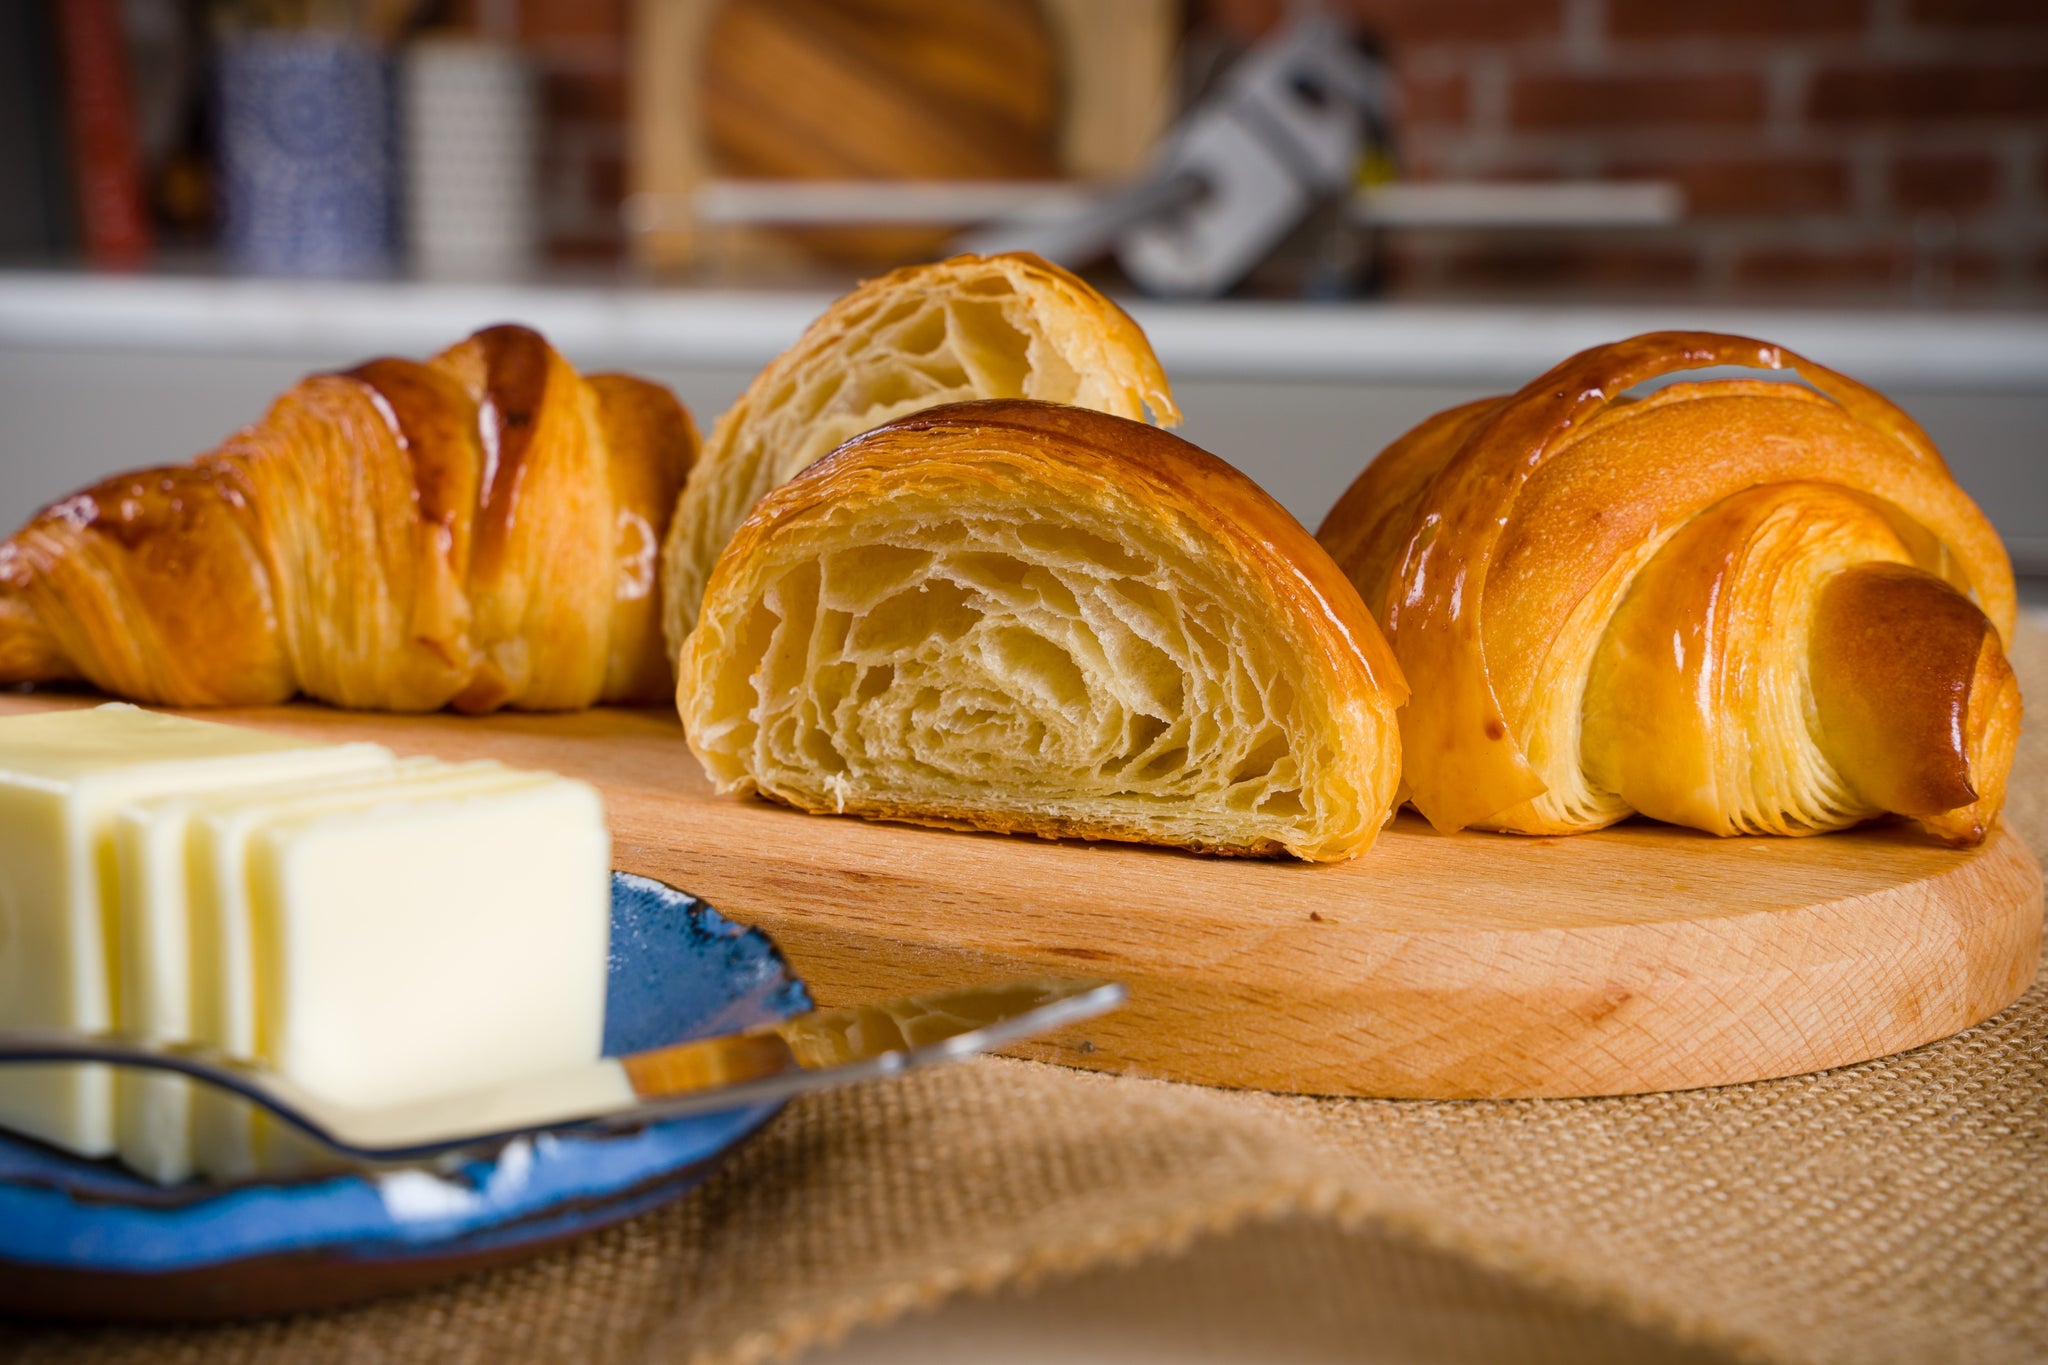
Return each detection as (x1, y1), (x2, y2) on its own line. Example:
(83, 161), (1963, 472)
(0, 704), (611, 1184)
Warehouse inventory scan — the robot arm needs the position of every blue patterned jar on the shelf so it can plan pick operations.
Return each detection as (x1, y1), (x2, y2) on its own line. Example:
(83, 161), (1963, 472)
(217, 32), (397, 277)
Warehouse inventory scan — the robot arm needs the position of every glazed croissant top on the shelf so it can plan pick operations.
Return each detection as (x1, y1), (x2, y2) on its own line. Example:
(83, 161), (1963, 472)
(679, 399), (1406, 862)
(0, 325), (698, 712)
(659, 252), (1179, 657)
(1317, 331), (2019, 845)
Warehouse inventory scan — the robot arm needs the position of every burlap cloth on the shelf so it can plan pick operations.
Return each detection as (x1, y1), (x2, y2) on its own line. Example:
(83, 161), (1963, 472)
(8, 623), (2046, 1365)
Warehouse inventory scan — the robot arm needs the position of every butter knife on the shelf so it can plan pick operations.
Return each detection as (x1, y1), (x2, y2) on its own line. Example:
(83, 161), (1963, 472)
(0, 977), (1123, 1162)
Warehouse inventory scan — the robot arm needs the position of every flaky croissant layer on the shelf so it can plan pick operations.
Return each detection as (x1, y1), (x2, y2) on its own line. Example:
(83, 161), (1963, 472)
(659, 252), (1179, 659)
(680, 400), (1406, 862)
(1, 326), (698, 712)
(1319, 333), (2019, 845)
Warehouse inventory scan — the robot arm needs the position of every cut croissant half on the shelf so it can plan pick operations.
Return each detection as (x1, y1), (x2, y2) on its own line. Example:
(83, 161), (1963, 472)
(1318, 330), (2020, 844)
(659, 252), (1179, 658)
(678, 400), (1406, 862)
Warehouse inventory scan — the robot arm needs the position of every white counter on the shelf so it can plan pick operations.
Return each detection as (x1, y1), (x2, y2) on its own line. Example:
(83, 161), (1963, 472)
(2, 270), (2044, 570)
(4, 269), (2047, 389)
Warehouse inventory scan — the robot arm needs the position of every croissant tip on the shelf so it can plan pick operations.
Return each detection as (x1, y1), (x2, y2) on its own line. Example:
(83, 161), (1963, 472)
(1926, 815), (1991, 849)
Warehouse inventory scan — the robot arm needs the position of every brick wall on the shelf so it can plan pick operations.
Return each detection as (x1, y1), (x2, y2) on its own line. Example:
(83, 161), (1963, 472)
(1212, 0), (2048, 298)
(500, 0), (2048, 295)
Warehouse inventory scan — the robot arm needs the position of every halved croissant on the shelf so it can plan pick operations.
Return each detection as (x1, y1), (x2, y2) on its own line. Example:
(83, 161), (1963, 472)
(678, 400), (1406, 861)
(0, 325), (697, 712)
(1318, 331), (2020, 844)
(659, 252), (1179, 657)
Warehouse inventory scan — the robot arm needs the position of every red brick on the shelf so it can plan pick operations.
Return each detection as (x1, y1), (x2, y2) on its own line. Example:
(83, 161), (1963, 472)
(1430, 158), (1577, 182)
(1393, 148), (1452, 180)
(542, 69), (626, 124)
(546, 234), (625, 265)
(527, 36), (624, 77)
(1398, 70), (1467, 126)
(1947, 248), (2005, 286)
(1199, 0), (1285, 43)
(518, 0), (625, 42)
(1374, 236), (1436, 288)
(1907, 0), (2048, 28)
(588, 152), (625, 208)
(1912, 246), (2004, 291)
(1608, 0), (1865, 38)
(1810, 62), (2048, 123)
(1331, 0), (1563, 45)
(537, 165), (581, 218)
(1890, 153), (2003, 211)
(1512, 72), (1767, 128)
(1734, 243), (1907, 288)
(1432, 240), (1702, 290)
(1737, 241), (2004, 296)
(1612, 155), (1853, 217)
(1200, 0), (1560, 46)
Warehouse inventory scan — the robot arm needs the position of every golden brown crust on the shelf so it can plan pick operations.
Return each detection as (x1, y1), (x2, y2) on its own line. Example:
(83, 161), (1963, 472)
(865, 401), (1406, 704)
(591, 374), (701, 704)
(0, 555), (67, 684)
(1315, 395), (1501, 627)
(1318, 330), (2019, 842)
(1928, 636), (2022, 845)
(0, 325), (699, 713)
(1811, 561), (2019, 845)
(745, 785), (1302, 859)
(680, 399), (1404, 862)
(658, 252), (1179, 659)
(1, 461), (291, 705)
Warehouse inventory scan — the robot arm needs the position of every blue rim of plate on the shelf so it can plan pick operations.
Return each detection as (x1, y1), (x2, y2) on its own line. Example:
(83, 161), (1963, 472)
(0, 871), (813, 1275)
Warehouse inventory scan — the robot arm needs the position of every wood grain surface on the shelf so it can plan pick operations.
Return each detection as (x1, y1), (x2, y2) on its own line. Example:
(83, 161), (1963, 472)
(6, 693), (2038, 1099)
(626, 0), (1177, 272)
(701, 0), (1059, 262)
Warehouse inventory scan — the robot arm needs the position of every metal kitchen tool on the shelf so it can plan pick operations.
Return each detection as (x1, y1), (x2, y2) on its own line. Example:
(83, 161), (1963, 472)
(956, 8), (1389, 297)
(0, 977), (1125, 1163)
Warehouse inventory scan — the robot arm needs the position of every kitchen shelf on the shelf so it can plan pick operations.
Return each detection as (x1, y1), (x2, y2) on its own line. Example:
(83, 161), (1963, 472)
(2, 269), (2046, 392)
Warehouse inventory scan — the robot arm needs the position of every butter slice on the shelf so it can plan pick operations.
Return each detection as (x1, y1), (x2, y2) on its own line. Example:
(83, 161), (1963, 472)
(251, 774), (609, 1112)
(184, 763), (609, 1180)
(113, 758), (420, 1183)
(185, 762), (527, 1178)
(0, 704), (391, 1157)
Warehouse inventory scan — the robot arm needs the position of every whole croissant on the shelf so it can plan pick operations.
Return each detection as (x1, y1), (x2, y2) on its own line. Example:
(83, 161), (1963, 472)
(0, 325), (697, 712)
(1317, 331), (2020, 845)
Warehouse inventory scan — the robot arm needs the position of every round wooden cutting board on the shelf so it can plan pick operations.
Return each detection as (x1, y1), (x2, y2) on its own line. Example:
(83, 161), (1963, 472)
(3, 696), (2039, 1099)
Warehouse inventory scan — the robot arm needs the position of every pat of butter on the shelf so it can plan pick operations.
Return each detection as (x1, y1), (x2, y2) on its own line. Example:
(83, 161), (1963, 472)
(252, 775), (610, 1110)
(113, 759), (427, 1183)
(0, 704), (392, 1157)
(2, 704), (612, 1187)
(184, 762), (531, 1178)
(186, 764), (610, 1181)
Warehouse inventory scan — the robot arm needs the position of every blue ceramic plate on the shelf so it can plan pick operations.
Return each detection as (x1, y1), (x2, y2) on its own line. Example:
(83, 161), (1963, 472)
(0, 873), (811, 1321)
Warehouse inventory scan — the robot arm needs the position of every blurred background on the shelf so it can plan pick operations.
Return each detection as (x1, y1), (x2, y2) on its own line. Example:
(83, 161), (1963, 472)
(1, 0), (2045, 591)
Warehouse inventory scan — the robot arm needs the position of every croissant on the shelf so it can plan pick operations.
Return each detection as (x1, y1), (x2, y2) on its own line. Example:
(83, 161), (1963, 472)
(677, 399), (1406, 862)
(0, 325), (698, 712)
(659, 252), (1179, 657)
(1317, 330), (2020, 845)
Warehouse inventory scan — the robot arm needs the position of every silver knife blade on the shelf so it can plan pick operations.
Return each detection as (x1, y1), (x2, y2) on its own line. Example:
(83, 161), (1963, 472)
(0, 978), (1124, 1163)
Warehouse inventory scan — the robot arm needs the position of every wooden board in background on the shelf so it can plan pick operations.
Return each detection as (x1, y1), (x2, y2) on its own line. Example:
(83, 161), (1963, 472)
(4, 694), (2038, 1099)
(626, 0), (1178, 273)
